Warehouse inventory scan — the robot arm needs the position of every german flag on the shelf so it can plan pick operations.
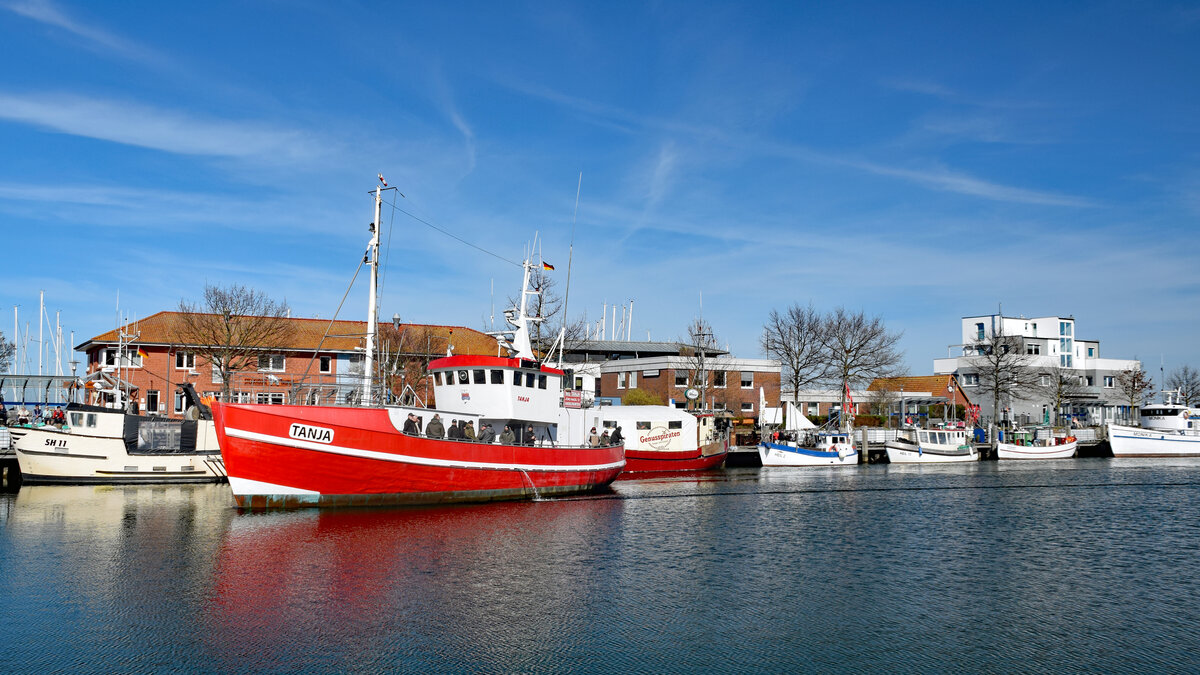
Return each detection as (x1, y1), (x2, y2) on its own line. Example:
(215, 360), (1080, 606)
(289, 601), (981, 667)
(542, 262), (555, 271)
(136, 347), (149, 361)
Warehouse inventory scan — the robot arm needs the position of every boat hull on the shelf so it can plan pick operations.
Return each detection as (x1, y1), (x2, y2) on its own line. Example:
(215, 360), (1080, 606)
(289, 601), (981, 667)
(1108, 423), (1200, 457)
(623, 439), (727, 472)
(213, 402), (625, 508)
(14, 424), (226, 484)
(996, 440), (1077, 460)
(758, 442), (859, 467)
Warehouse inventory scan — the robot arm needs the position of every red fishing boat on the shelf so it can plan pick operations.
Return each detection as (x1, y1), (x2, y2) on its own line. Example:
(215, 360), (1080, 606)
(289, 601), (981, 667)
(211, 179), (624, 508)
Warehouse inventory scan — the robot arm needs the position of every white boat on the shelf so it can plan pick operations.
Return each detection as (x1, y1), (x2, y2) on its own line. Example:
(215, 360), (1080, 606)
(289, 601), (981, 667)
(759, 431), (858, 467)
(1108, 390), (1200, 457)
(996, 434), (1077, 460)
(14, 389), (226, 484)
(885, 428), (978, 463)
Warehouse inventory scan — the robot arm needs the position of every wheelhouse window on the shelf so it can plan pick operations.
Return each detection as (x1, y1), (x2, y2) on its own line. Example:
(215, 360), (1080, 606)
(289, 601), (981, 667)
(473, 369), (485, 384)
(491, 369), (504, 384)
(175, 352), (195, 370)
(713, 371), (726, 388)
(319, 356), (332, 373)
(258, 354), (285, 372)
(458, 370), (469, 385)
(636, 421), (651, 430)
(525, 372), (536, 387)
(434, 371), (443, 386)
(668, 421), (683, 429)
(741, 371), (753, 388)
(538, 374), (547, 389)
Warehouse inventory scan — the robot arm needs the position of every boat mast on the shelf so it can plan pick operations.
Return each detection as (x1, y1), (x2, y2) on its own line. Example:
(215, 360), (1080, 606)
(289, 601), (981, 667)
(364, 179), (383, 405)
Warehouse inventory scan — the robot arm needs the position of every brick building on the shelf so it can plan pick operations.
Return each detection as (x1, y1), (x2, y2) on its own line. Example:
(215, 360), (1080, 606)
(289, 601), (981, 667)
(75, 311), (498, 417)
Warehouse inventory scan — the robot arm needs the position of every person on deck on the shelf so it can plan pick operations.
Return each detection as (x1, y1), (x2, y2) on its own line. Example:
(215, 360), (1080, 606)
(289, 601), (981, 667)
(499, 425), (516, 445)
(402, 413), (420, 435)
(478, 423), (496, 444)
(462, 420), (476, 440)
(448, 420), (463, 440)
(525, 425), (537, 446)
(588, 427), (600, 447)
(610, 425), (624, 446)
(600, 430), (610, 446)
(426, 414), (445, 439)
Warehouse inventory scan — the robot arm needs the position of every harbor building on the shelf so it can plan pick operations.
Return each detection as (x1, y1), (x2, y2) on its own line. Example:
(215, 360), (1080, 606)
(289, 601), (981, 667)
(932, 314), (1141, 426)
(75, 312), (497, 418)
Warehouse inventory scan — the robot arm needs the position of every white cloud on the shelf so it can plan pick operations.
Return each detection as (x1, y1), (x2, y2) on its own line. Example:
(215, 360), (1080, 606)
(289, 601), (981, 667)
(0, 92), (322, 161)
(3, 0), (157, 61)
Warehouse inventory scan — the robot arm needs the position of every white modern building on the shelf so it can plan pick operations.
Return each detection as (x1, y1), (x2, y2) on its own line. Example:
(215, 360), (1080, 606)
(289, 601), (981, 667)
(933, 314), (1141, 426)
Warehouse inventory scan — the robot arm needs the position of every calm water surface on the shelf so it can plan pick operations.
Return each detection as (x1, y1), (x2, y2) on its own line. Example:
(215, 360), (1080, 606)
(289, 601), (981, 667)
(2, 458), (1199, 673)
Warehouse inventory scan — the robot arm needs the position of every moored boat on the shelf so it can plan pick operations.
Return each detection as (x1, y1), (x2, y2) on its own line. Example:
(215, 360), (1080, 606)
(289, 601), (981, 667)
(1108, 390), (1200, 457)
(759, 430), (858, 467)
(996, 433), (1077, 460)
(14, 390), (226, 484)
(212, 179), (625, 508)
(885, 428), (978, 463)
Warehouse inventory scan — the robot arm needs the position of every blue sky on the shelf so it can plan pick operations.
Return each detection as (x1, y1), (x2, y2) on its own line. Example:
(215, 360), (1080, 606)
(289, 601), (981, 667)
(2, 1), (1198, 378)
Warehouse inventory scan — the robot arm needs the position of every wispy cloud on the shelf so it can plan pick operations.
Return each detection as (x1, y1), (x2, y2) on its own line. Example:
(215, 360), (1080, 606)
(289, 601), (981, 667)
(3, 0), (157, 61)
(0, 92), (322, 161)
(503, 81), (1091, 208)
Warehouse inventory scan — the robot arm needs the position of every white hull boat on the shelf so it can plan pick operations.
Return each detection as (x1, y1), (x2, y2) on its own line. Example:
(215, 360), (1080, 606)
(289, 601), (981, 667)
(14, 401), (226, 484)
(996, 438), (1077, 460)
(759, 431), (857, 467)
(1107, 391), (1200, 457)
(885, 428), (977, 463)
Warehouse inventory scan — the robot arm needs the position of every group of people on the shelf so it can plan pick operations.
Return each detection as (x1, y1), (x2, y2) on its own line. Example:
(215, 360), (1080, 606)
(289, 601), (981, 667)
(586, 425), (624, 448)
(401, 412), (541, 446)
(1, 403), (65, 427)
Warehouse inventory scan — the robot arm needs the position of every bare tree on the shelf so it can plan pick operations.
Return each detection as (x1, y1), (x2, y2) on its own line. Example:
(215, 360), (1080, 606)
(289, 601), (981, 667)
(676, 317), (719, 411)
(1166, 365), (1200, 405)
(0, 330), (14, 373)
(864, 381), (902, 428)
(760, 302), (829, 401)
(1116, 366), (1155, 422)
(962, 325), (1041, 428)
(819, 307), (904, 426)
(1035, 366), (1088, 426)
(177, 284), (294, 400)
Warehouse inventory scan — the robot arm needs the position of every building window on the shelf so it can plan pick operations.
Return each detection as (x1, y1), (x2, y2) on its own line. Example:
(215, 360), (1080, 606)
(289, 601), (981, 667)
(964, 374), (979, 386)
(146, 390), (159, 413)
(975, 323), (985, 340)
(617, 372), (626, 389)
(713, 402), (725, 410)
(1032, 323), (1038, 336)
(1060, 355), (1073, 368)
(1086, 376), (1094, 387)
(741, 371), (753, 388)
(741, 402), (754, 412)
(1040, 374), (1051, 386)
(1060, 321), (1073, 337)
(211, 361), (224, 384)
(1026, 343), (1040, 355)
(175, 352), (195, 370)
(628, 372), (637, 389)
(174, 391), (186, 413)
(713, 371), (726, 388)
(319, 356), (332, 373)
(257, 392), (285, 405)
(675, 372), (687, 387)
(1087, 347), (1095, 358)
(807, 403), (818, 415)
(258, 354), (285, 372)
(1104, 376), (1114, 388)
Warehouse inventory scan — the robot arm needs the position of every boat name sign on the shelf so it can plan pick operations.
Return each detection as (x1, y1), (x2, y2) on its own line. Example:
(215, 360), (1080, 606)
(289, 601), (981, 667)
(289, 423), (334, 444)
(640, 426), (681, 450)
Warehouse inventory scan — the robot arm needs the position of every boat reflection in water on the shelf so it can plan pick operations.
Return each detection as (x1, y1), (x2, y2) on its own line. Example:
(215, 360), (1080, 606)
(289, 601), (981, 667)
(200, 499), (625, 672)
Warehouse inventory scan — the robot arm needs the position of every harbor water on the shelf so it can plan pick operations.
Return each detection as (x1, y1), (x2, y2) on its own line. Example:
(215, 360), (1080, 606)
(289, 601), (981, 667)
(2, 458), (1198, 673)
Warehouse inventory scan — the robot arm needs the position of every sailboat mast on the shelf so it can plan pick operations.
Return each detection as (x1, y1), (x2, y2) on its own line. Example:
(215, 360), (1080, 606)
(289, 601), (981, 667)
(364, 183), (383, 405)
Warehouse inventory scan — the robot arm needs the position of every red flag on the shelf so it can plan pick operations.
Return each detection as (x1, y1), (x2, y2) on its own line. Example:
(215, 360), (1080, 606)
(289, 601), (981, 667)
(844, 382), (854, 409)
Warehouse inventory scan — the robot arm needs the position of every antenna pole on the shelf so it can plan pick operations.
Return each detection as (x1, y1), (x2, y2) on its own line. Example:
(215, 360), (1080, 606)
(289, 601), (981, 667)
(364, 181), (383, 405)
(562, 172), (581, 338)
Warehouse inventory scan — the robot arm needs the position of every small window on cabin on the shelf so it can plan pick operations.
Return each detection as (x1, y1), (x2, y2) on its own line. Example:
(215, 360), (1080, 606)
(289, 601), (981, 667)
(526, 373), (536, 387)
(458, 370), (469, 384)
(513, 372), (523, 386)
(441, 371), (451, 385)
(668, 421), (682, 429)
(636, 421), (651, 430)
(491, 369), (504, 384)
(603, 421), (616, 429)
(86, 414), (97, 427)
(70, 413), (83, 426)
(538, 374), (547, 389)
(473, 370), (485, 384)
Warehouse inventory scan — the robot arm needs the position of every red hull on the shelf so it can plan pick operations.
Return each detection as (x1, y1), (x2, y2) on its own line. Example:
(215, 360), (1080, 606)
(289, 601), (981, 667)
(212, 402), (624, 508)
(622, 447), (728, 473)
